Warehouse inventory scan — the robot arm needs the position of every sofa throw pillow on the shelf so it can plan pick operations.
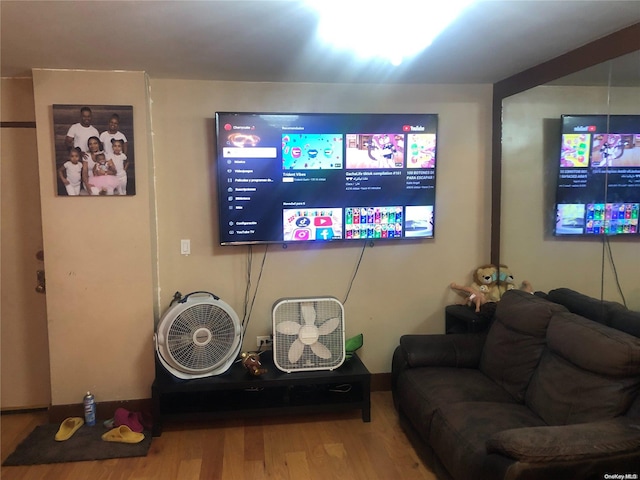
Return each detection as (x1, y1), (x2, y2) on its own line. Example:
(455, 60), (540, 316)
(479, 290), (567, 402)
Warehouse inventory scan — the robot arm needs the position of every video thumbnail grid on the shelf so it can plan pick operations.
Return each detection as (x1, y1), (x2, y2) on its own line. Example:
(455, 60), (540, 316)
(586, 203), (639, 234)
(345, 206), (403, 239)
(556, 203), (639, 235)
(282, 208), (343, 242)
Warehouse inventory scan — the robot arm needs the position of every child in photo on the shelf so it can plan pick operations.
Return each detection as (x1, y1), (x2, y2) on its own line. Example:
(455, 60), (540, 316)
(90, 152), (119, 195)
(82, 136), (103, 194)
(58, 147), (83, 195)
(109, 138), (129, 195)
(100, 113), (128, 159)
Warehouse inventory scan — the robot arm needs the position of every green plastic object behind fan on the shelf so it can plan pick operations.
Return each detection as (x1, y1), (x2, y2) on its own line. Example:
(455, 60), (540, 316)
(345, 333), (363, 360)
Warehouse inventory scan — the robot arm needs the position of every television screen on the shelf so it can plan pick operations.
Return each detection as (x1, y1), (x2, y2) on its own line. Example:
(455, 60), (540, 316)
(554, 115), (640, 236)
(215, 113), (438, 245)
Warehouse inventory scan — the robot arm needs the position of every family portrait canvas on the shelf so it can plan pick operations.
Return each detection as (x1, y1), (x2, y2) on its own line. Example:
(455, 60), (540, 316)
(53, 104), (135, 196)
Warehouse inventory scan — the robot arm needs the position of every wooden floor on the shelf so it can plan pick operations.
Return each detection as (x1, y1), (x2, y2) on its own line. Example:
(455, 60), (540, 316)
(1, 391), (436, 480)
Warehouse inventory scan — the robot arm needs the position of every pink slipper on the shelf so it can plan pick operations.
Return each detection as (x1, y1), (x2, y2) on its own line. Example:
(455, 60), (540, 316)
(136, 411), (153, 430)
(113, 407), (144, 433)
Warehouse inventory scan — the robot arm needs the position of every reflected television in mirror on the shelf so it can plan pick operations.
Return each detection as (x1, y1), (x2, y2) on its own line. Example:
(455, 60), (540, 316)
(554, 114), (640, 236)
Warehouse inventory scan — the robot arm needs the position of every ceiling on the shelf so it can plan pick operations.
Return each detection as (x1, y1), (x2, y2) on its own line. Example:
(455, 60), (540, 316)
(1, 0), (639, 84)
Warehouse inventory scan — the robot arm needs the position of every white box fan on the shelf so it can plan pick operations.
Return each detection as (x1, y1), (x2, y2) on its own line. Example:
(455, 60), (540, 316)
(272, 297), (345, 373)
(154, 291), (242, 380)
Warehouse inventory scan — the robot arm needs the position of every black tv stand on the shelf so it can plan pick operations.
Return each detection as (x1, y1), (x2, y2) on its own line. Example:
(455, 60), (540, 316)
(151, 352), (371, 436)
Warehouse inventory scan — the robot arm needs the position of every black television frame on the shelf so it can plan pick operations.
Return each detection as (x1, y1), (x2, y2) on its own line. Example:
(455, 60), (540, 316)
(554, 114), (640, 237)
(215, 112), (439, 246)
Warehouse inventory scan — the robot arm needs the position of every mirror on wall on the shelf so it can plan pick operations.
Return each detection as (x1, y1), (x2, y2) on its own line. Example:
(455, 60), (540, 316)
(499, 50), (640, 308)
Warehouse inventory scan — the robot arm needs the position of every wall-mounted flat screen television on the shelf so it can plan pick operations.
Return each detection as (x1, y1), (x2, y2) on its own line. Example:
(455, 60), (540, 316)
(554, 114), (640, 236)
(215, 113), (438, 245)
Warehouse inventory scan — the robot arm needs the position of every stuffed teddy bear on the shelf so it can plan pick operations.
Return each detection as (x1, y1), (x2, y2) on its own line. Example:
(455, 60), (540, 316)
(470, 264), (500, 301)
(450, 264), (533, 312)
(497, 264), (533, 296)
(450, 264), (499, 312)
(498, 264), (515, 291)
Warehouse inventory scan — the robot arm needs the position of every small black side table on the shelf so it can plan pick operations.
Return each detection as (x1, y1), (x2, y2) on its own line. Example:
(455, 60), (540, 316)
(151, 351), (371, 436)
(445, 304), (495, 334)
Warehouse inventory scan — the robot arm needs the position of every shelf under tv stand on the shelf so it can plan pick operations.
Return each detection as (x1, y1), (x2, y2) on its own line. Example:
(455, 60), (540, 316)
(151, 352), (371, 436)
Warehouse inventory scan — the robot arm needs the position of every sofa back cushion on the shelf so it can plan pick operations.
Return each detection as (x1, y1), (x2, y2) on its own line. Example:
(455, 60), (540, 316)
(610, 308), (640, 338)
(526, 311), (640, 425)
(479, 290), (568, 402)
(546, 288), (625, 327)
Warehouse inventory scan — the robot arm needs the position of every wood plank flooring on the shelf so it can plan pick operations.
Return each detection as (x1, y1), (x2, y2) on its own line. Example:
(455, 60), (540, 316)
(1, 391), (436, 480)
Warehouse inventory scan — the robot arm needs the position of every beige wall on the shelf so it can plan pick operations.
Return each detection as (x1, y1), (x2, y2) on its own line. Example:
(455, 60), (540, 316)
(32, 70), (156, 405)
(150, 80), (493, 373)
(16, 72), (492, 406)
(11, 68), (637, 403)
(502, 85), (640, 310)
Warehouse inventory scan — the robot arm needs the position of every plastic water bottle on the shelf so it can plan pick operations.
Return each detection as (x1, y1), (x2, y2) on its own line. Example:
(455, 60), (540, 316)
(83, 392), (96, 426)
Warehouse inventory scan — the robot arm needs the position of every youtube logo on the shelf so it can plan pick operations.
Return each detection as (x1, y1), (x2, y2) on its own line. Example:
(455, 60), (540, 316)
(314, 216), (333, 227)
(403, 125), (426, 132)
(574, 125), (598, 132)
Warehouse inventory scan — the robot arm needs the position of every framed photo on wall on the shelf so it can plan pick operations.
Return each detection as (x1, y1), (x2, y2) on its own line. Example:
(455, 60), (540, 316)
(53, 104), (135, 196)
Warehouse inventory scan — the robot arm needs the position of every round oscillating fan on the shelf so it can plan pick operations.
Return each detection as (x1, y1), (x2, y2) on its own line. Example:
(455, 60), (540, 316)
(154, 291), (242, 380)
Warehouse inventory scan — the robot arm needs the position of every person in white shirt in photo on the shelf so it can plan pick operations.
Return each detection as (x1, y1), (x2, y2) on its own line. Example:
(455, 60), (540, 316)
(65, 106), (99, 156)
(100, 113), (128, 159)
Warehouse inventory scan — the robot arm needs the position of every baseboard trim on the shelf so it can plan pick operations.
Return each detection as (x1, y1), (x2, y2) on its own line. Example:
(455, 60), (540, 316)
(1, 406), (48, 415)
(49, 398), (152, 424)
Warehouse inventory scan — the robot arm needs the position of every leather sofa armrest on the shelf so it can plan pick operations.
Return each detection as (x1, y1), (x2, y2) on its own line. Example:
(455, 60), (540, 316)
(486, 418), (640, 463)
(398, 333), (486, 368)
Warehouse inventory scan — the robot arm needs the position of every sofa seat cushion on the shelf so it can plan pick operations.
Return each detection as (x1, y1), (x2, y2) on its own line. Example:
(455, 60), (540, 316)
(486, 417), (640, 463)
(526, 312), (640, 425)
(396, 367), (517, 442)
(480, 290), (568, 402)
(429, 402), (546, 480)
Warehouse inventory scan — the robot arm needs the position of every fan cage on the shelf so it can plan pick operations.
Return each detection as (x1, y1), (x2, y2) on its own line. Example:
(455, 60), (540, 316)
(156, 296), (241, 379)
(272, 297), (345, 373)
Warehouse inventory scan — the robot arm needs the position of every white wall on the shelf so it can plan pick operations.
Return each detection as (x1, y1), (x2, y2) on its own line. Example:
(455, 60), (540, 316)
(150, 80), (493, 373)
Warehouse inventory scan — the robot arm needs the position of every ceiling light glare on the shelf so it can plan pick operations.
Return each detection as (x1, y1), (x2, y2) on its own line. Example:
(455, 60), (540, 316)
(307, 0), (475, 65)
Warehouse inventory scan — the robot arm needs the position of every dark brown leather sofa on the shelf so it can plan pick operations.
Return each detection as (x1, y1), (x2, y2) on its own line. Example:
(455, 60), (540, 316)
(392, 289), (640, 480)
